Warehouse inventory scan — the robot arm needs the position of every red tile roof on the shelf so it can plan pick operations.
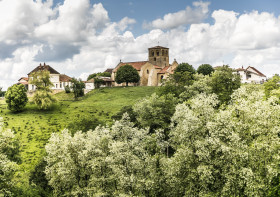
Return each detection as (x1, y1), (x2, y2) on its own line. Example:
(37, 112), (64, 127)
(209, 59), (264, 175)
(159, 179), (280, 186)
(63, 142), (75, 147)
(28, 63), (60, 75)
(18, 77), (28, 81)
(117, 61), (148, 71)
(158, 66), (170, 74)
(59, 74), (72, 82)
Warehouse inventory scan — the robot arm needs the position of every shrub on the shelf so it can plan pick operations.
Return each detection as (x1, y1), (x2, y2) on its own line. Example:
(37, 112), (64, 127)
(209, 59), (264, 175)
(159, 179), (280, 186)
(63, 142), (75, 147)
(5, 84), (28, 112)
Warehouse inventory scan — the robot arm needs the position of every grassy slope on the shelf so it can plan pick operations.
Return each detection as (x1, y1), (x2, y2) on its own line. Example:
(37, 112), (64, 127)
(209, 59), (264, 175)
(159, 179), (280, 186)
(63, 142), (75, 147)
(0, 86), (157, 174)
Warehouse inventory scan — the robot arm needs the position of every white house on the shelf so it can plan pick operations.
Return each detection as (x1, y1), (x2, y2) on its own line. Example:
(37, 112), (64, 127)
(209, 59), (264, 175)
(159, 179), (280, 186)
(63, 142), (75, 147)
(18, 63), (72, 92)
(235, 66), (266, 84)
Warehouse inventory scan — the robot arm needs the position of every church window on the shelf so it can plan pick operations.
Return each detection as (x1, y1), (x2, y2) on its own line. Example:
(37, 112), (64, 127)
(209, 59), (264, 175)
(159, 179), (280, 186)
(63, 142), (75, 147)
(164, 57), (166, 61)
(157, 51), (159, 56)
(154, 57), (156, 61)
(161, 75), (164, 80)
(147, 69), (149, 74)
(152, 51), (154, 56)
(166, 51), (168, 56)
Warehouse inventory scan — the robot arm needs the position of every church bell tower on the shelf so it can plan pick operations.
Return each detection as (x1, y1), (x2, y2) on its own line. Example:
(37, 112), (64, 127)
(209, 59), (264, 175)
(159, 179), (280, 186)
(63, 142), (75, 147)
(148, 46), (169, 68)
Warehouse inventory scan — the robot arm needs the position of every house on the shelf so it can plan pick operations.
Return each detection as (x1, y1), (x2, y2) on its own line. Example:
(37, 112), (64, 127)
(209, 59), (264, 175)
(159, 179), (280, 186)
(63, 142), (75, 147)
(235, 66), (266, 84)
(85, 76), (114, 90)
(111, 46), (178, 86)
(18, 63), (72, 92)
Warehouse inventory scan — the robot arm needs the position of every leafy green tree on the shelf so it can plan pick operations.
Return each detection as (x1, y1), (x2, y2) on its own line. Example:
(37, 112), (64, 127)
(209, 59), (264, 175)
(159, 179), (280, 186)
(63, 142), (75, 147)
(0, 119), (18, 196)
(5, 84), (28, 112)
(71, 78), (85, 99)
(115, 64), (140, 86)
(133, 93), (178, 132)
(87, 72), (111, 81)
(197, 64), (214, 75)
(180, 73), (213, 101)
(264, 74), (280, 98)
(210, 65), (241, 104)
(64, 85), (71, 93)
(158, 71), (194, 97)
(29, 70), (55, 110)
(93, 77), (104, 89)
(174, 62), (196, 74)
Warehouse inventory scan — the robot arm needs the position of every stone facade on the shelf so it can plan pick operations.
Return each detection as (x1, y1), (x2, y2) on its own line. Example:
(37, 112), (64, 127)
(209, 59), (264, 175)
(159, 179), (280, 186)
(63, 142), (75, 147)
(111, 46), (178, 86)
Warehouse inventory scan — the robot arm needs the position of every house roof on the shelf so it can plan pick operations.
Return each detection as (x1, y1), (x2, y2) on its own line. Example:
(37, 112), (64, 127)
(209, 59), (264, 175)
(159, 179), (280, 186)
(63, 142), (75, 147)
(17, 81), (28, 85)
(59, 74), (72, 82)
(104, 68), (113, 74)
(148, 46), (169, 49)
(235, 66), (266, 77)
(18, 77), (28, 81)
(28, 63), (60, 75)
(247, 66), (266, 77)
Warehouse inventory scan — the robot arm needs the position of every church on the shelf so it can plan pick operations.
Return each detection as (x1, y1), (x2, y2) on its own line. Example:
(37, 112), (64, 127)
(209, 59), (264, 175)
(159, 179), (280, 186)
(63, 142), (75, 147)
(111, 46), (178, 86)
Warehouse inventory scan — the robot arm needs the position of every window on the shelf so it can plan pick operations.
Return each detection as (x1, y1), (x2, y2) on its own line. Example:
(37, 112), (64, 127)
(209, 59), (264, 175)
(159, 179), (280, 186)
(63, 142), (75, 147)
(247, 74), (251, 78)
(151, 51), (154, 56)
(157, 51), (159, 56)
(56, 84), (58, 88)
(154, 57), (156, 61)
(60, 83), (62, 88)
(161, 75), (164, 80)
(147, 69), (149, 74)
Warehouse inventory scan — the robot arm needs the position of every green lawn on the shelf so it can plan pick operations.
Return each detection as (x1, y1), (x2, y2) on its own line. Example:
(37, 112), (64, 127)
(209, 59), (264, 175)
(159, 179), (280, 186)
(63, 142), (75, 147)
(0, 86), (157, 175)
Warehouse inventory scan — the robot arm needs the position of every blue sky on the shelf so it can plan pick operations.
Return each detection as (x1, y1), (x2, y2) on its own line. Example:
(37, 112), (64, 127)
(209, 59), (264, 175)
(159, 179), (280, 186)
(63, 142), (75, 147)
(1, 0), (280, 89)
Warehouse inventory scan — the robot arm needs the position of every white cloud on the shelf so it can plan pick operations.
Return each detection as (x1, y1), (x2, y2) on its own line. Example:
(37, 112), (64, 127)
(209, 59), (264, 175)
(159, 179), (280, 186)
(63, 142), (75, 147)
(2, 0), (280, 90)
(143, 1), (210, 30)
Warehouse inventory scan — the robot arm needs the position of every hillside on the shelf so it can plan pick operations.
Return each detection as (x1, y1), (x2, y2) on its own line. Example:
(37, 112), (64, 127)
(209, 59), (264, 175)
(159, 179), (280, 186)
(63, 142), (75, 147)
(0, 86), (157, 172)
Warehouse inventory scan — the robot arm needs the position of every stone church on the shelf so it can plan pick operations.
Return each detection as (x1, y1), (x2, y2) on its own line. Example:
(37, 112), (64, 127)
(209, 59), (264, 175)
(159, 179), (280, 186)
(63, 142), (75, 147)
(111, 46), (178, 86)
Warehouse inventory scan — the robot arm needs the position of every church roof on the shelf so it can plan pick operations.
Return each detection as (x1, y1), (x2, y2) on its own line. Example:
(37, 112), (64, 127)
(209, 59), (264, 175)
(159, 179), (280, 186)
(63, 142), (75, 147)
(28, 63), (60, 75)
(148, 46), (169, 49)
(158, 66), (170, 74)
(18, 77), (28, 81)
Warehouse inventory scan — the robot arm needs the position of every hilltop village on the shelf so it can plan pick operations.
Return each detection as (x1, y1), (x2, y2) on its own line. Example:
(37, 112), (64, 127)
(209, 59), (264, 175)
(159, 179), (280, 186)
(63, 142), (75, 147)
(17, 45), (267, 92)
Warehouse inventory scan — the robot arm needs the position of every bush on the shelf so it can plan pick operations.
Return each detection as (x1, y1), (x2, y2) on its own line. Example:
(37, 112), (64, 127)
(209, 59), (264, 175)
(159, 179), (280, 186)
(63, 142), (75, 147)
(5, 84), (28, 112)
(64, 85), (71, 93)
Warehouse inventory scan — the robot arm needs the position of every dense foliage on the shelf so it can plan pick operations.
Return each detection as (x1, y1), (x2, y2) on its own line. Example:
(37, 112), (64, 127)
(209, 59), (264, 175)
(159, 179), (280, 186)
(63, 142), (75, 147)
(5, 84), (28, 112)
(197, 64), (214, 75)
(115, 64), (140, 86)
(71, 78), (85, 99)
(0, 119), (18, 196)
(210, 65), (241, 104)
(174, 62), (196, 74)
(30, 70), (56, 110)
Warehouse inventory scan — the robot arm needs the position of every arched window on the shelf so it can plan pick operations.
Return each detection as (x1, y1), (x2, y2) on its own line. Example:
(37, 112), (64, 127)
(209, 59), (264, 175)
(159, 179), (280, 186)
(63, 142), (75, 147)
(161, 75), (164, 80)
(157, 51), (159, 56)
(152, 51), (154, 56)
(154, 57), (156, 61)
(147, 69), (149, 74)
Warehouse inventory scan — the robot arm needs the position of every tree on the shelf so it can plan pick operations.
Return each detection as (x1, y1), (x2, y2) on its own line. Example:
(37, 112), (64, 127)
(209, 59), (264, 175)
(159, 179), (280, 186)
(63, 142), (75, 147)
(166, 87), (280, 196)
(93, 77), (104, 89)
(115, 64), (140, 86)
(0, 119), (18, 196)
(64, 85), (71, 93)
(87, 72), (111, 81)
(197, 64), (214, 75)
(210, 65), (241, 104)
(71, 78), (85, 99)
(5, 84), (28, 112)
(264, 74), (280, 98)
(174, 62), (196, 75)
(29, 70), (56, 110)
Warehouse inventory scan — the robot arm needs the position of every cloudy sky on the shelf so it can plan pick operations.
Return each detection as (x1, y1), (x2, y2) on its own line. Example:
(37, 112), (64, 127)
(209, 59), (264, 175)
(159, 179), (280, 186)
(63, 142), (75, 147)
(1, 0), (280, 89)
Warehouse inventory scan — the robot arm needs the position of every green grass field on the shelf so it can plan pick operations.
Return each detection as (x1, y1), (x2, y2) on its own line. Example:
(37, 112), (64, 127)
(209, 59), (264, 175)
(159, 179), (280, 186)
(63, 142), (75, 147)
(0, 86), (157, 175)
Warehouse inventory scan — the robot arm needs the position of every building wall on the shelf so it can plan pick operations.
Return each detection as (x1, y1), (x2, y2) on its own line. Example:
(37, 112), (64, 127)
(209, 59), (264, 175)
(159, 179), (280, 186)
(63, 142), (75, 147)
(86, 82), (95, 90)
(148, 48), (169, 68)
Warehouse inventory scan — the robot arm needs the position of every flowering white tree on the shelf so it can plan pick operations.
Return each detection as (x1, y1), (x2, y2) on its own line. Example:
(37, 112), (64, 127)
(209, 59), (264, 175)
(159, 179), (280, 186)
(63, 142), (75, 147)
(167, 86), (280, 196)
(0, 118), (18, 196)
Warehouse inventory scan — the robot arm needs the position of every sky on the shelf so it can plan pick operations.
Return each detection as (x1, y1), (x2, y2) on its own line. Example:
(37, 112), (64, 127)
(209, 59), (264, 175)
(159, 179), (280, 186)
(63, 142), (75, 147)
(1, 0), (280, 89)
